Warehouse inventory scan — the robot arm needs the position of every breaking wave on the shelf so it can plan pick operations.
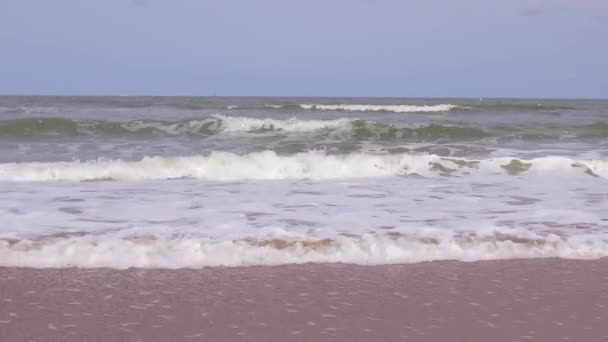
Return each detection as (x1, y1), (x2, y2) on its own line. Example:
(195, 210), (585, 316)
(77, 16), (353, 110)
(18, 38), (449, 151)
(0, 151), (605, 182)
(0, 116), (350, 137)
(0, 116), (486, 140)
(0, 230), (606, 268)
(300, 104), (459, 113)
(214, 114), (351, 132)
(4, 116), (605, 141)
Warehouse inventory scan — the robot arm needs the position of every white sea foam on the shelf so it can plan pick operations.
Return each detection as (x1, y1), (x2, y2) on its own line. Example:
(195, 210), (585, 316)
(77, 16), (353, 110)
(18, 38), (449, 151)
(1, 231), (606, 269)
(81, 115), (355, 135)
(300, 104), (459, 113)
(0, 152), (605, 182)
(0, 152), (418, 182)
(118, 118), (221, 135)
(212, 114), (352, 133)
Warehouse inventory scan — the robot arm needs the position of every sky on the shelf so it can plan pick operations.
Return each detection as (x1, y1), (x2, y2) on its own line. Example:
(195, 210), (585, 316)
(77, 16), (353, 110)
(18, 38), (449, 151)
(0, 0), (607, 98)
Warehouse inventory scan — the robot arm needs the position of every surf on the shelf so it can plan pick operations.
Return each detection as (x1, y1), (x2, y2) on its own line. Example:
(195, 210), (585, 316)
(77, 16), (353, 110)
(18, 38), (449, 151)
(299, 104), (460, 113)
(0, 151), (605, 182)
(1, 230), (606, 269)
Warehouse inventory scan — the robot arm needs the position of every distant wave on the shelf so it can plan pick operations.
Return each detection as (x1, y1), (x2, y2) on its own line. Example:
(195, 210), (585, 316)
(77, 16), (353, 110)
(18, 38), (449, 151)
(216, 115), (487, 139)
(0, 151), (605, 182)
(223, 102), (579, 113)
(1, 116), (606, 141)
(1, 230), (606, 268)
(477, 102), (576, 112)
(224, 104), (286, 110)
(0, 106), (60, 114)
(0, 116), (349, 137)
(300, 104), (460, 113)
(582, 122), (608, 137)
(0, 116), (484, 140)
(0, 117), (222, 137)
(0, 101), (581, 115)
(213, 114), (351, 133)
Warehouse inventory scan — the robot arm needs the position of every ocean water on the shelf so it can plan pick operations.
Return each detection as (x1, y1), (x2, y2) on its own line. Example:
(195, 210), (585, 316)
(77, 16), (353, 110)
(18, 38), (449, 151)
(0, 96), (607, 269)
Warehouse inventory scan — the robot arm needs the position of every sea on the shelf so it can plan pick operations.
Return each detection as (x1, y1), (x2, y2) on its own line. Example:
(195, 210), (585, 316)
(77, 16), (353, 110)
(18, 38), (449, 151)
(0, 96), (606, 269)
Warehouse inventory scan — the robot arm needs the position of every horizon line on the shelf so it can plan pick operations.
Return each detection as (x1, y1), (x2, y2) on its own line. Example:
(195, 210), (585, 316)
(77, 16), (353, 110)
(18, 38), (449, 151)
(0, 94), (606, 101)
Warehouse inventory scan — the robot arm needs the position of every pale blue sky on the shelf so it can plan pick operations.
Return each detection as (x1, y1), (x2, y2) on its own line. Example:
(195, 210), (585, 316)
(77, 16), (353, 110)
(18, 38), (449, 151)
(1, 0), (607, 98)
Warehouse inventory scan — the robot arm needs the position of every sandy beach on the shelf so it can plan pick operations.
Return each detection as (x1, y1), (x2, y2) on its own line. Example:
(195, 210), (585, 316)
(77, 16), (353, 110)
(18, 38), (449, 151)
(1, 259), (607, 342)
(2, 0), (608, 339)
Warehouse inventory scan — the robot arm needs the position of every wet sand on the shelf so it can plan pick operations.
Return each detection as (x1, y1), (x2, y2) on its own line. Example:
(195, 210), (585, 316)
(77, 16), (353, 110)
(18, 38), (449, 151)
(1, 259), (607, 342)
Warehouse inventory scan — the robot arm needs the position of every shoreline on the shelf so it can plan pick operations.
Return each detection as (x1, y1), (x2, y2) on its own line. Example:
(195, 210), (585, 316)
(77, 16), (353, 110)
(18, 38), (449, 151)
(1, 258), (607, 341)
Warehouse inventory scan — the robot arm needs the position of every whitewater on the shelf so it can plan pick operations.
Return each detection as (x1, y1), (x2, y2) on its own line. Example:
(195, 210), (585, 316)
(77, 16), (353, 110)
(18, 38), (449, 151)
(0, 96), (607, 269)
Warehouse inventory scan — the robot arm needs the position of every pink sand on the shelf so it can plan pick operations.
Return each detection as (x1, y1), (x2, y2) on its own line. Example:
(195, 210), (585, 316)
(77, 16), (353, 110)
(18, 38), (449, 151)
(1, 259), (607, 341)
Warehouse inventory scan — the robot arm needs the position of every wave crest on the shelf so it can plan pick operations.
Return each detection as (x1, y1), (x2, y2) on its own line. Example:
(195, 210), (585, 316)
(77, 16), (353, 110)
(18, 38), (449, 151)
(0, 116), (487, 140)
(0, 116), (350, 136)
(0, 152), (605, 182)
(300, 104), (459, 113)
(212, 114), (352, 133)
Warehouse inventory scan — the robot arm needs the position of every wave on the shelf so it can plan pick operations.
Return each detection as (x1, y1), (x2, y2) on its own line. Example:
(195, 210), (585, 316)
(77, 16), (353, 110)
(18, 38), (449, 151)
(5, 116), (604, 141)
(217, 116), (487, 139)
(581, 122), (608, 137)
(0, 117), (222, 137)
(477, 102), (576, 112)
(300, 104), (460, 113)
(348, 120), (486, 140)
(1, 230), (605, 268)
(224, 103), (460, 113)
(0, 116), (349, 137)
(0, 116), (488, 140)
(0, 151), (605, 182)
(0, 106), (61, 114)
(213, 114), (352, 133)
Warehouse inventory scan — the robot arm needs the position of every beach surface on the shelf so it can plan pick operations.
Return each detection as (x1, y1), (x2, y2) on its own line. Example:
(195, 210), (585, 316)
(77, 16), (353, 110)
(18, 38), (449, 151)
(1, 259), (607, 342)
